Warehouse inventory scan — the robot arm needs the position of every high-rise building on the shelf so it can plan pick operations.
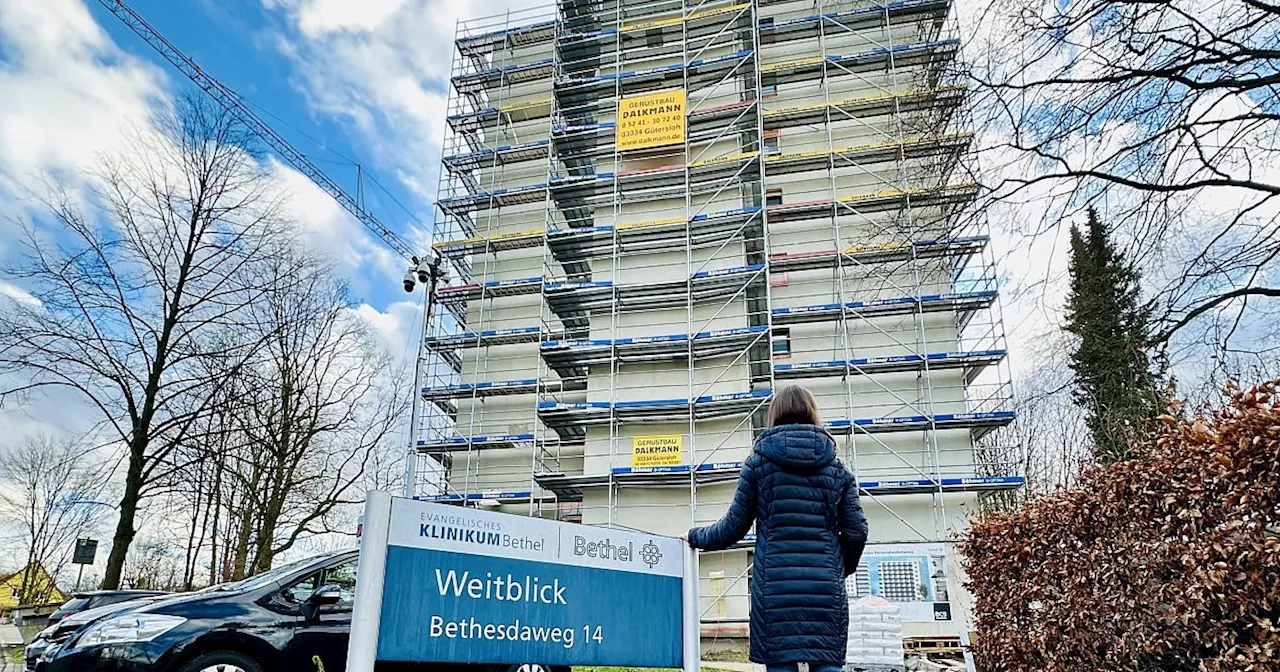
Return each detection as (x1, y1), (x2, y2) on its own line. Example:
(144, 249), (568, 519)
(413, 0), (1020, 640)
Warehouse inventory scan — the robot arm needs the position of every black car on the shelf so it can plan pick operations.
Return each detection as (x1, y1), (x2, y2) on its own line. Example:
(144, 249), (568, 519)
(42, 549), (568, 672)
(26, 595), (170, 670)
(47, 590), (169, 625)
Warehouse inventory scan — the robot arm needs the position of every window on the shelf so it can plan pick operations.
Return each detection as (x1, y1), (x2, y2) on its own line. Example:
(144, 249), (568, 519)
(763, 129), (780, 156)
(771, 328), (791, 358)
(758, 18), (775, 45)
(845, 565), (872, 598)
(761, 74), (778, 99)
(59, 597), (90, 611)
(878, 561), (922, 603)
(323, 560), (358, 611)
(646, 29), (664, 48)
(765, 187), (783, 206)
(281, 572), (321, 606)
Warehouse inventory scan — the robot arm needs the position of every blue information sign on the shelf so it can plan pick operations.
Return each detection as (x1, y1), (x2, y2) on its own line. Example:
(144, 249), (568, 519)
(347, 493), (696, 672)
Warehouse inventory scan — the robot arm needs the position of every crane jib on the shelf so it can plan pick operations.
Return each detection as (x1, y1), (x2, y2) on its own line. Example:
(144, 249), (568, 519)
(97, 0), (420, 261)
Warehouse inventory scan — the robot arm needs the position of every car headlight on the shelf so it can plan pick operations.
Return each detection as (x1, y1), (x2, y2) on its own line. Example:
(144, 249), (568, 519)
(40, 641), (64, 661)
(72, 614), (186, 648)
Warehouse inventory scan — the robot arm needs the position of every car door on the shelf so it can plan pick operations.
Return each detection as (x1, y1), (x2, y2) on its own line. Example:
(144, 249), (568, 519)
(280, 558), (356, 672)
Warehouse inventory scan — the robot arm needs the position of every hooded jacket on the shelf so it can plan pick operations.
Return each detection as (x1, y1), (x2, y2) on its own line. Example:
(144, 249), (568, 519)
(688, 424), (868, 665)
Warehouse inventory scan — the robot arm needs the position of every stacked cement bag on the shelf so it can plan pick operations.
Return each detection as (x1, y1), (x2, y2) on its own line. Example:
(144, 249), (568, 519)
(845, 596), (905, 672)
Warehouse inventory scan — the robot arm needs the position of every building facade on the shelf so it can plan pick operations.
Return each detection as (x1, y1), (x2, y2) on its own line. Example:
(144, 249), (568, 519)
(415, 0), (1020, 639)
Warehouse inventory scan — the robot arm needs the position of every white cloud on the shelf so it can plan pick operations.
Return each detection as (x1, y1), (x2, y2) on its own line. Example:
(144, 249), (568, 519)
(0, 0), (422, 448)
(352, 299), (423, 367)
(0, 280), (40, 307)
(262, 0), (547, 213)
(266, 157), (405, 286)
(0, 0), (166, 200)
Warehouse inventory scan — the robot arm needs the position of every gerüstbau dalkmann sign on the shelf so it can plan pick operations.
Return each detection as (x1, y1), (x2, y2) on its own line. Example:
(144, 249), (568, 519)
(346, 492), (695, 671)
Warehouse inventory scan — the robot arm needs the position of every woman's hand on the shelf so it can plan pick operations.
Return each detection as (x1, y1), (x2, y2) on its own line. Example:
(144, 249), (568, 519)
(679, 531), (690, 545)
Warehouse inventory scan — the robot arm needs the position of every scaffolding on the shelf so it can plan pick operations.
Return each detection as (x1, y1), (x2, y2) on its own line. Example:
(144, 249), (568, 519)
(417, 0), (1020, 638)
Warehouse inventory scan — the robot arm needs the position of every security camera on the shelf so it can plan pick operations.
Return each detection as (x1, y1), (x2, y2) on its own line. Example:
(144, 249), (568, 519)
(417, 267), (431, 284)
(402, 270), (416, 293)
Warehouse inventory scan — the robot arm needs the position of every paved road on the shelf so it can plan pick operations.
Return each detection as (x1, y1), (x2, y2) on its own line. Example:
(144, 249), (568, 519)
(0, 651), (22, 671)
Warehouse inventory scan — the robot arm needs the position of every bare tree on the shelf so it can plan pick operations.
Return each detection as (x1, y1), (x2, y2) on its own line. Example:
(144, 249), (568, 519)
(964, 0), (1280, 361)
(0, 436), (106, 603)
(0, 95), (290, 588)
(226, 249), (405, 576)
(120, 537), (186, 592)
(1007, 367), (1093, 496)
(156, 247), (407, 581)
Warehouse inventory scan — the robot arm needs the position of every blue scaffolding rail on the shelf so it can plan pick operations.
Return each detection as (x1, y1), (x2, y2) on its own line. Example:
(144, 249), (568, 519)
(533, 465), (1025, 502)
(774, 349), (1006, 383)
(771, 290), (999, 326)
(826, 411), (1016, 440)
(542, 325), (769, 378)
(539, 390), (772, 441)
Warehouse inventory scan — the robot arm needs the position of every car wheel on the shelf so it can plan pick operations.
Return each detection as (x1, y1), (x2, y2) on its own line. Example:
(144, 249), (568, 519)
(178, 651), (264, 672)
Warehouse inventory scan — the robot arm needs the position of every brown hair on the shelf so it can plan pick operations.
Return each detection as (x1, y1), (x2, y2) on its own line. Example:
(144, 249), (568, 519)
(766, 385), (822, 428)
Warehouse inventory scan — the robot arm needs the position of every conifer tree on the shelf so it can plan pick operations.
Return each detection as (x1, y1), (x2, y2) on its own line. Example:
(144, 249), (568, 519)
(1063, 208), (1162, 463)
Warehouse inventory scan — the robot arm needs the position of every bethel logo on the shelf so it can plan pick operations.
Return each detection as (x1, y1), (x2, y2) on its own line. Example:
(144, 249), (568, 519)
(573, 536), (632, 562)
(639, 540), (662, 568)
(572, 535), (665, 568)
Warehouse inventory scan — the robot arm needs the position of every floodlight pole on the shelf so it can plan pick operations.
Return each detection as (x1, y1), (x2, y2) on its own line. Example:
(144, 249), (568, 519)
(403, 252), (446, 498)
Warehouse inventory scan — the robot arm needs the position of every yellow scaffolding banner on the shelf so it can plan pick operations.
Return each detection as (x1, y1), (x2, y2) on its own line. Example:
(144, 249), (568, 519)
(632, 435), (683, 467)
(617, 90), (686, 151)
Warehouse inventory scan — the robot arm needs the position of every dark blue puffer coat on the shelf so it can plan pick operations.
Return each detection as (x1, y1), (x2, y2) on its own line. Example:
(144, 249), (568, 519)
(688, 424), (868, 665)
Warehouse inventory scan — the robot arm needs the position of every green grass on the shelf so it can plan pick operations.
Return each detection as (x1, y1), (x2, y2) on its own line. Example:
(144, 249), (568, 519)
(576, 668), (679, 672)
(6, 648), (23, 664)
(576, 668), (675, 672)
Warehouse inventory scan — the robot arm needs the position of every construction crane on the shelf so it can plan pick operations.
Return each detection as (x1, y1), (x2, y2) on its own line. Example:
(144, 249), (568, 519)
(96, 0), (421, 263)
(99, 0), (452, 498)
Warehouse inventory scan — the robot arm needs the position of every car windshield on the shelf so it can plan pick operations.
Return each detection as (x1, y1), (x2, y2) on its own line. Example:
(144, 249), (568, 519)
(222, 554), (340, 592)
(56, 597), (89, 612)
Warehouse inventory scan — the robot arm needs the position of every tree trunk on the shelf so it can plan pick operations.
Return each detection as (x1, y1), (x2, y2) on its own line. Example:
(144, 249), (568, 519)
(204, 457), (222, 587)
(102, 445), (145, 589)
(251, 498), (283, 575)
(230, 503), (255, 581)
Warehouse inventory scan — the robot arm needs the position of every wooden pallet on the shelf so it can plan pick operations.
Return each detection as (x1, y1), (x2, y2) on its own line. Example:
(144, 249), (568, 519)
(903, 636), (965, 654)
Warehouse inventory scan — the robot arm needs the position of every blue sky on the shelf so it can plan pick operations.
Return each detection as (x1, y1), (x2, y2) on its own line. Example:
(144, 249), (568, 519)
(0, 0), (1075, 442)
(92, 0), (435, 310)
(0, 0), (513, 438)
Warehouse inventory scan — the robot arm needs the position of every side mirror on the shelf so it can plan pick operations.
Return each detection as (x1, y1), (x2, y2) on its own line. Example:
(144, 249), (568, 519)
(300, 585), (342, 622)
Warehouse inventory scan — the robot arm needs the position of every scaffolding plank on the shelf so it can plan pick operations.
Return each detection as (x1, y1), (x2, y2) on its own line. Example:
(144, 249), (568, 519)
(825, 410), (1016, 436)
(421, 378), (587, 401)
(763, 87), (966, 129)
(423, 491), (557, 504)
(774, 348), (1007, 380)
(758, 0), (950, 44)
(448, 98), (554, 133)
(456, 19), (557, 56)
(769, 235), (988, 273)
(424, 326), (544, 351)
(771, 290), (999, 325)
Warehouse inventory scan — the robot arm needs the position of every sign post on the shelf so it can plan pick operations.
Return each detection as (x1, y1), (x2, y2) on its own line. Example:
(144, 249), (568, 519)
(347, 492), (698, 672)
(72, 538), (98, 591)
(348, 492), (391, 672)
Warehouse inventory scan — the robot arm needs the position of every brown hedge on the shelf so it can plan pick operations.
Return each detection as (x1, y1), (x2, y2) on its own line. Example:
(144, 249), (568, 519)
(962, 379), (1280, 671)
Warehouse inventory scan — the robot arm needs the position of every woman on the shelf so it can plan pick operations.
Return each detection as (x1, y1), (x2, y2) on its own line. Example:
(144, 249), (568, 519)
(684, 386), (868, 672)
